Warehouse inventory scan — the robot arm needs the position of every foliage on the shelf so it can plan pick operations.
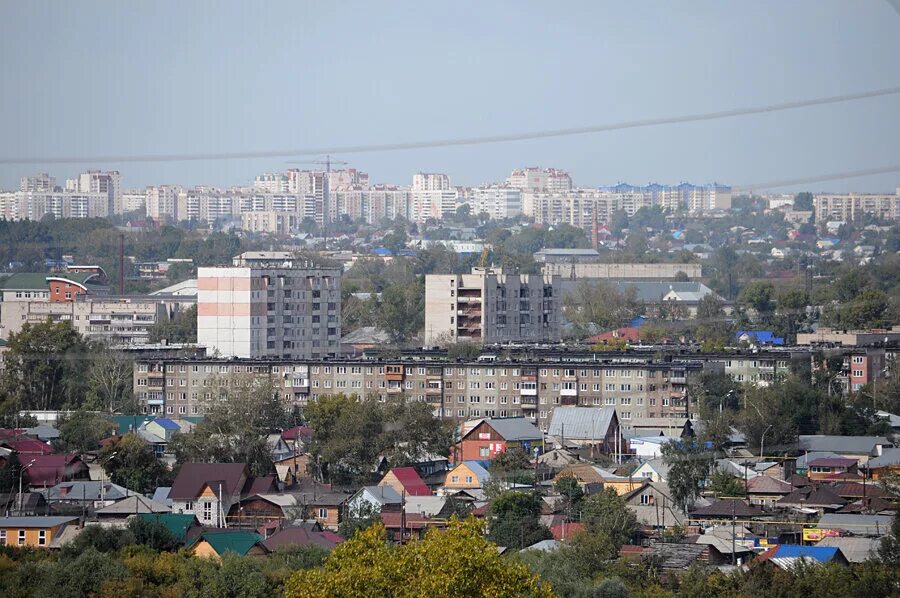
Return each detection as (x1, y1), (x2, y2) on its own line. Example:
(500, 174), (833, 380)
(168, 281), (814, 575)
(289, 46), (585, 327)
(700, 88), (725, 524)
(376, 282), (425, 344)
(339, 500), (382, 539)
(487, 491), (553, 550)
(126, 516), (179, 552)
(554, 475), (585, 520)
(446, 341), (483, 360)
(878, 506), (900, 565)
(304, 394), (453, 486)
(709, 470), (745, 497)
(563, 281), (641, 337)
(169, 375), (289, 477)
(579, 488), (638, 551)
(148, 304), (198, 344)
(83, 345), (136, 414)
(285, 520), (553, 598)
(99, 433), (172, 495)
(0, 321), (90, 413)
(59, 410), (116, 454)
(0, 453), (22, 494)
(661, 440), (714, 511)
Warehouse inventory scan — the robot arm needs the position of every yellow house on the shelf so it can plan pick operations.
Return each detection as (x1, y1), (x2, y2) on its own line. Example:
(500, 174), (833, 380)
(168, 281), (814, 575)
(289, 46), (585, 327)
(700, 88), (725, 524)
(553, 463), (643, 496)
(444, 461), (491, 490)
(0, 516), (80, 548)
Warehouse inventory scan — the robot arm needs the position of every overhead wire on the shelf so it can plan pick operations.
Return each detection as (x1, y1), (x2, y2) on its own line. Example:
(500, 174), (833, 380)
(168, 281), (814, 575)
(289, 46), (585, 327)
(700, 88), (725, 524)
(1, 87), (899, 165)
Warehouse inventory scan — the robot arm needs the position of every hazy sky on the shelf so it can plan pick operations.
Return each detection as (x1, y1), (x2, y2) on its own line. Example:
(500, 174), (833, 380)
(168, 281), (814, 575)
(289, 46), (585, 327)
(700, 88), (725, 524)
(1, 1), (899, 192)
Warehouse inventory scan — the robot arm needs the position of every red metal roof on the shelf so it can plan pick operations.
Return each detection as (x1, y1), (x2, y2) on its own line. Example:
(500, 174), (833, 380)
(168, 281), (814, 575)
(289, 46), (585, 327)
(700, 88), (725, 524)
(380, 511), (434, 530)
(550, 522), (585, 541)
(385, 467), (432, 496)
(2, 438), (54, 455)
(24, 454), (87, 486)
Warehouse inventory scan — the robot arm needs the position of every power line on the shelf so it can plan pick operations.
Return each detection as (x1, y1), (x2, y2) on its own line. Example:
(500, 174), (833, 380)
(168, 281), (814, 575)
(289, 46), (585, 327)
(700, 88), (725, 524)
(732, 164), (900, 192)
(2, 87), (899, 165)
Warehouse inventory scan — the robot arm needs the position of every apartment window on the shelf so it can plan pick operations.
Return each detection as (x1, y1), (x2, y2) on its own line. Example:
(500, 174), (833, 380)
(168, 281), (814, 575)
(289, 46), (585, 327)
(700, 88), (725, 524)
(606, 397), (615, 406)
(662, 398), (670, 407)
(852, 370), (864, 377)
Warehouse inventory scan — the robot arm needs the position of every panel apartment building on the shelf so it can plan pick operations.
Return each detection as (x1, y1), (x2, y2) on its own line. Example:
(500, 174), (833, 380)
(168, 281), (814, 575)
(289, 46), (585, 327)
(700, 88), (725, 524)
(132, 354), (700, 426)
(424, 268), (561, 346)
(197, 252), (341, 359)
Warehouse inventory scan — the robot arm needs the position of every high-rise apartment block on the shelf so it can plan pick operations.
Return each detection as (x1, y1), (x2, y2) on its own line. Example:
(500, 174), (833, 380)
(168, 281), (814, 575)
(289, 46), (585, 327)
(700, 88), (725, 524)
(507, 167), (573, 192)
(20, 173), (57, 193)
(66, 170), (122, 214)
(425, 268), (561, 346)
(412, 172), (451, 191)
(468, 186), (522, 220)
(813, 191), (900, 222)
(197, 252), (341, 360)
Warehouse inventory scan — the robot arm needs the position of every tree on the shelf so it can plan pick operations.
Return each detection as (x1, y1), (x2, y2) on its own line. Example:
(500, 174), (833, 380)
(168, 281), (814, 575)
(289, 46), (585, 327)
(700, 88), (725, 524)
(878, 498), (900, 566)
(487, 491), (553, 550)
(696, 294), (725, 321)
(793, 192), (814, 211)
(284, 521), (553, 598)
(169, 375), (286, 477)
(148, 304), (197, 344)
(563, 281), (641, 337)
(0, 321), (90, 413)
(59, 410), (116, 455)
(737, 377), (819, 452)
(554, 475), (584, 521)
(0, 453), (21, 493)
(709, 470), (745, 497)
(737, 281), (775, 322)
(379, 397), (454, 466)
(338, 500), (381, 539)
(376, 283), (425, 344)
(127, 516), (179, 551)
(99, 433), (171, 494)
(84, 345), (136, 414)
(661, 440), (714, 511)
(579, 488), (638, 551)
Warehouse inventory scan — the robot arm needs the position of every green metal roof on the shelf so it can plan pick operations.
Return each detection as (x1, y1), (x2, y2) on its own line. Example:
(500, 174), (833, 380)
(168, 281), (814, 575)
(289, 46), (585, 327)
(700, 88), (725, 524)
(189, 530), (265, 556)
(135, 513), (197, 542)
(112, 415), (156, 435)
(0, 272), (99, 291)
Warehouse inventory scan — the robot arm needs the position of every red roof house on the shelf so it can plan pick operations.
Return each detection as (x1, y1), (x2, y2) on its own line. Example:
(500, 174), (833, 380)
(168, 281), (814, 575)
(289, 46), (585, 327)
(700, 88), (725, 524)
(2, 437), (54, 456)
(24, 454), (89, 486)
(378, 467), (432, 497)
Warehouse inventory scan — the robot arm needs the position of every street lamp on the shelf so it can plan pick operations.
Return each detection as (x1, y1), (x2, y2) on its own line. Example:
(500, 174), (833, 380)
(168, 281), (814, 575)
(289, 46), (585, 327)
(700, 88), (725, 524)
(99, 451), (118, 505)
(760, 424), (774, 460)
(16, 459), (36, 514)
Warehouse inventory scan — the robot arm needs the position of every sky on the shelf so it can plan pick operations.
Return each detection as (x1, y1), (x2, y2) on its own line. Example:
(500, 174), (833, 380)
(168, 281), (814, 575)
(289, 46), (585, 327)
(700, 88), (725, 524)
(1, 1), (899, 193)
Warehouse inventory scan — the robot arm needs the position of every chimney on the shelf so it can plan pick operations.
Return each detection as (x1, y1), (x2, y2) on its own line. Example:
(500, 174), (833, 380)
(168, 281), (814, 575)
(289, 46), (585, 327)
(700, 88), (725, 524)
(591, 205), (599, 250)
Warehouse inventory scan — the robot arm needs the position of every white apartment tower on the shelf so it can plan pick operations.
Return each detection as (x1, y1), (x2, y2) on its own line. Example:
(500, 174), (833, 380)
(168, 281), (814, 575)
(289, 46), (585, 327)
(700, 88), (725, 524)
(468, 186), (522, 220)
(507, 167), (573, 192)
(198, 252), (341, 359)
(20, 173), (56, 193)
(412, 172), (451, 191)
(425, 268), (561, 346)
(146, 185), (180, 221)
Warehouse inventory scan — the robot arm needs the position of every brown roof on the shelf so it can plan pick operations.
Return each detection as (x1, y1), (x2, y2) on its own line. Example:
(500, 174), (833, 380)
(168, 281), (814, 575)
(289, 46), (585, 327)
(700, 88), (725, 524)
(777, 485), (846, 508)
(690, 499), (765, 518)
(745, 475), (793, 495)
(380, 511), (435, 530)
(169, 463), (248, 500)
(837, 497), (895, 514)
(262, 527), (342, 551)
(242, 476), (276, 496)
(830, 482), (888, 499)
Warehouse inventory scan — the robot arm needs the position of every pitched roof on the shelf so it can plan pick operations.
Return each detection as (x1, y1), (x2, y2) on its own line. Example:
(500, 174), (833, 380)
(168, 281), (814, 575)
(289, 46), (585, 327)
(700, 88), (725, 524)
(466, 417), (543, 442)
(149, 417), (180, 430)
(262, 527), (342, 552)
(648, 542), (709, 569)
(450, 460), (491, 484)
(24, 454), (86, 486)
(689, 499), (764, 518)
(547, 407), (617, 441)
(384, 467), (431, 496)
(95, 494), (171, 515)
(830, 482), (888, 499)
(45, 480), (136, 501)
(866, 447), (900, 468)
(777, 486), (846, 508)
(134, 513), (197, 542)
(190, 530), (267, 556)
(807, 457), (857, 468)
(169, 463), (248, 500)
(402, 496), (449, 517)
(281, 426), (314, 442)
(745, 475), (793, 495)
(2, 437), (54, 455)
(379, 511), (432, 530)
(357, 485), (402, 505)
(242, 476), (276, 497)
(817, 537), (879, 563)
(0, 516), (79, 528)
(817, 513), (894, 536)
(112, 415), (156, 435)
(798, 435), (891, 455)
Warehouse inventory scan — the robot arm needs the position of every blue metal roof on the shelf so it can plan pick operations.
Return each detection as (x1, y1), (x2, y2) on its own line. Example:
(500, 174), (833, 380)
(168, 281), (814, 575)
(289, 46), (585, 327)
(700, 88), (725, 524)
(774, 544), (840, 562)
(151, 417), (180, 430)
(736, 330), (785, 345)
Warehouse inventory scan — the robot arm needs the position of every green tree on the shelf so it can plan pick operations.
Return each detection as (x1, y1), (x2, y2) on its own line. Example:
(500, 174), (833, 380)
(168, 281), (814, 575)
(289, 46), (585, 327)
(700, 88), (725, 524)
(127, 516), (179, 551)
(487, 491), (553, 550)
(793, 192), (814, 211)
(100, 433), (172, 494)
(59, 410), (116, 454)
(579, 488), (638, 551)
(338, 500), (382, 539)
(0, 321), (90, 413)
(737, 281), (775, 322)
(148, 304), (198, 344)
(563, 281), (641, 337)
(376, 283), (425, 343)
(709, 469), (745, 497)
(554, 475), (584, 521)
(661, 440), (714, 511)
(0, 453), (21, 493)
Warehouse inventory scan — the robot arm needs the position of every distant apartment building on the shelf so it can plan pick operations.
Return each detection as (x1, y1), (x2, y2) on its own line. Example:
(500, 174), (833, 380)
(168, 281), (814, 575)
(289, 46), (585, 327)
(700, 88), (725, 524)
(507, 167), (573, 193)
(66, 170), (122, 215)
(20, 173), (56, 193)
(132, 353), (699, 427)
(424, 268), (561, 346)
(327, 168), (369, 191)
(146, 185), (180, 221)
(240, 211), (300, 235)
(197, 252), (341, 360)
(813, 191), (900, 222)
(254, 173), (292, 194)
(120, 190), (147, 214)
(412, 173), (451, 191)
(538, 259), (702, 280)
(0, 191), (112, 221)
(332, 186), (412, 224)
(468, 186), (522, 220)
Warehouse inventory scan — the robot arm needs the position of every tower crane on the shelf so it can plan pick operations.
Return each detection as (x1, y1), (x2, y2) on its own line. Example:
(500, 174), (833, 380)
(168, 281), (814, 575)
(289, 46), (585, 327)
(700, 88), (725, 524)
(284, 155), (349, 250)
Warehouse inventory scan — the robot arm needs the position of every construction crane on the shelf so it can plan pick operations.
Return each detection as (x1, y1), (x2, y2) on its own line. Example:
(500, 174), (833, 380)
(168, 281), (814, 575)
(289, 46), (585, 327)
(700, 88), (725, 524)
(284, 155), (349, 250)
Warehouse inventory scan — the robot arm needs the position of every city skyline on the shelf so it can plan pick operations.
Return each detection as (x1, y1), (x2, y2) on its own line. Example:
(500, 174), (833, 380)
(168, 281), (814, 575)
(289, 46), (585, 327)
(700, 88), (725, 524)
(2, 1), (899, 192)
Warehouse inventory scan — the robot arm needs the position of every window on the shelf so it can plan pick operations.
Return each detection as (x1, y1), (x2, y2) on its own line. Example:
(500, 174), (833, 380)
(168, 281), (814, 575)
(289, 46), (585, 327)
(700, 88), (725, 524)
(18, 530), (26, 545)
(465, 476), (473, 483)
(38, 530), (46, 546)
(480, 447), (490, 457)
(852, 370), (864, 377)
(0, 530), (4, 544)
(450, 475), (459, 483)
(202, 501), (213, 522)
(318, 508), (328, 519)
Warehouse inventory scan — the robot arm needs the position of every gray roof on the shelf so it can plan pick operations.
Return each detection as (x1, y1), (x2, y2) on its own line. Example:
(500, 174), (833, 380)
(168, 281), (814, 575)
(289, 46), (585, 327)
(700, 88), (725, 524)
(525, 539), (561, 552)
(817, 514), (894, 537)
(340, 326), (391, 345)
(0, 516), (79, 528)
(612, 281), (720, 303)
(535, 248), (600, 257)
(96, 495), (171, 515)
(867, 448), (900, 468)
(798, 435), (891, 455)
(24, 425), (60, 440)
(475, 418), (543, 442)
(548, 407), (616, 441)
(357, 485), (402, 505)
(44, 481), (138, 502)
(796, 451), (844, 468)
(817, 537), (880, 563)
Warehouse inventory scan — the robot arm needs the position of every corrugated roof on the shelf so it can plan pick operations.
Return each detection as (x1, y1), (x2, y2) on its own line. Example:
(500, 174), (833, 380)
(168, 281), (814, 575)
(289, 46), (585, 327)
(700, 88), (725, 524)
(134, 513), (196, 541)
(96, 494), (170, 515)
(867, 447), (900, 468)
(384, 467), (431, 496)
(190, 530), (267, 556)
(817, 513), (894, 536)
(798, 435), (891, 455)
(817, 537), (879, 563)
(0, 516), (79, 528)
(262, 527), (342, 551)
(467, 418), (543, 442)
(548, 407), (616, 441)
(690, 499), (764, 518)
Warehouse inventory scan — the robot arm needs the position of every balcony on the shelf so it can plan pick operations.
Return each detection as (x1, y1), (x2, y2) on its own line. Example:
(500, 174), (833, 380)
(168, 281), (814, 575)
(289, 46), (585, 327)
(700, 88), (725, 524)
(560, 396), (578, 406)
(147, 378), (164, 389)
(560, 388), (577, 397)
(669, 376), (687, 385)
(520, 387), (537, 396)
